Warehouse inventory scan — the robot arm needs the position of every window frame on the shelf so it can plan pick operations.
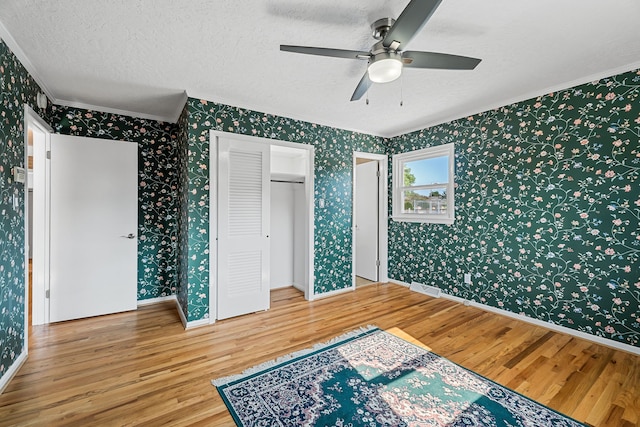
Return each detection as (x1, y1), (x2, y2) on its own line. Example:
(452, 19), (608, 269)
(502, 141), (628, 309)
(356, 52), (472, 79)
(392, 143), (455, 225)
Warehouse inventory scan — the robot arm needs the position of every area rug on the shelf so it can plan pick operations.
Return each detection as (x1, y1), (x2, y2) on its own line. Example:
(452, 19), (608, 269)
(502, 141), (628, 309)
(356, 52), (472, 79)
(212, 326), (586, 426)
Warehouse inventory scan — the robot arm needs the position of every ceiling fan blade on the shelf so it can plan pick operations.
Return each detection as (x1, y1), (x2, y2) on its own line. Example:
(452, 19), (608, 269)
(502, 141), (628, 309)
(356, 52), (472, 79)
(280, 45), (370, 60)
(383, 0), (442, 49)
(350, 72), (372, 101)
(402, 51), (481, 70)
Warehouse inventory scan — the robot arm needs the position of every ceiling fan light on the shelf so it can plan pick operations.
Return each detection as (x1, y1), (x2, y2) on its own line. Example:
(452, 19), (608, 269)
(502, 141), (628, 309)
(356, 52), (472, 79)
(368, 56), (402, 83)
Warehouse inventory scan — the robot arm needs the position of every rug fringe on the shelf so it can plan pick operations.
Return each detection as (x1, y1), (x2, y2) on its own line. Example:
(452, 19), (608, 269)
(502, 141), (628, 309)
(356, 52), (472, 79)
(212, 325), (378, 387)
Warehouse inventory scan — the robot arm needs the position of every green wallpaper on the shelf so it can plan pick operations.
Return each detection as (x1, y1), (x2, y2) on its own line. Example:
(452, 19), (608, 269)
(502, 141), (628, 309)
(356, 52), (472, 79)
(0, 39), (46, 379)
(2, 35), (637, 390)
(175, 103), (189, 318)
(178, 98), (385, 321)
(49, 106), (180, 301)
(388, 69), (640, 347)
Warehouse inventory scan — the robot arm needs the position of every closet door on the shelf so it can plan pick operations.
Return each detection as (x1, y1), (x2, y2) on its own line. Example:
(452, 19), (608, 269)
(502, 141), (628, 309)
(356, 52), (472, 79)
(217, 137), (270, 319)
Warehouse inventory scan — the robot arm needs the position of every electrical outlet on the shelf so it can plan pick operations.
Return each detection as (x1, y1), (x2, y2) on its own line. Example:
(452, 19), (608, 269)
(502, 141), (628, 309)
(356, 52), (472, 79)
(464, 273), (472, 284)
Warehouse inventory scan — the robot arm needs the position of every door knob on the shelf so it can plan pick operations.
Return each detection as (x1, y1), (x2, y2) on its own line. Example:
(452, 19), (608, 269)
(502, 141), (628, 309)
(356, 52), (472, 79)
(121, 233), (136, 239)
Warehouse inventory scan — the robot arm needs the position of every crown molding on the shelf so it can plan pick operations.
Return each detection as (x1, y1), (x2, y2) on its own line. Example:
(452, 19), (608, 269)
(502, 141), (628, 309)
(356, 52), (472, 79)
(53, 98), (180, 124)
(390, 61), (640, 139)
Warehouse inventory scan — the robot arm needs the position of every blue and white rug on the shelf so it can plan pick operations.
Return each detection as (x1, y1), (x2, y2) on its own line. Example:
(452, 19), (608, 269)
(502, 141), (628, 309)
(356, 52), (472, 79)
(213, 326), (586, 426)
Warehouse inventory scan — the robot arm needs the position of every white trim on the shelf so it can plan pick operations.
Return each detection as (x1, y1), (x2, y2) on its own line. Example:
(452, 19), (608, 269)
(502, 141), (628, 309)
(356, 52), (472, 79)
(352, 152), (389, 288)
(392, 143), (455, 225)
(0, 351), (27, 394)
(384, 61), (640, 138)
(24, 105), (52, 329)
(23, 104), (52, 134)
(175, 298), (210, 329)
(209, 130), (219, 323)
(308, 285), (354, 301)
(176, 299), (188, 327)
(0, 25), (55, 101)
(391, 280), (640, 356)
(169, 91), (188, 123)
(53, 98), (180, 124)
(185, 318), (211, 329)
(137, 295), (177, 307)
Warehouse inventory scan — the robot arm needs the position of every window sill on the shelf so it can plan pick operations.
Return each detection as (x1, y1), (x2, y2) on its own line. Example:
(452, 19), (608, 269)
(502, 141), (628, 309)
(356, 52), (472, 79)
(391, 215), (454, 225)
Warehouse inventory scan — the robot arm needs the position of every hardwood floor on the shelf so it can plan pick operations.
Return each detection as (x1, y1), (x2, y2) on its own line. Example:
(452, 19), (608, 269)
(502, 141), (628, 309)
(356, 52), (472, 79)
(1, 283), (638, 426)
(355, 275), (377, 287)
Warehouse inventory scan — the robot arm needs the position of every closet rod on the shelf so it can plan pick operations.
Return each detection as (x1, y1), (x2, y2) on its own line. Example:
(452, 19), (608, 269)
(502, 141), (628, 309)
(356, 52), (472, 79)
(270, 179), (304, 184)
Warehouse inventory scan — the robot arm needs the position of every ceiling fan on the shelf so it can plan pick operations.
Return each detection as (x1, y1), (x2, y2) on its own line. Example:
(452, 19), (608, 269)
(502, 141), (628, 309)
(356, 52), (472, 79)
(280, 0), (481, 101)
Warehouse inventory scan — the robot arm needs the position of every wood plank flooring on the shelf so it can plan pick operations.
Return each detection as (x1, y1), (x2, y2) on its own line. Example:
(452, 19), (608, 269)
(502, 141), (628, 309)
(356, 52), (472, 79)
(1, 283), (638, 426)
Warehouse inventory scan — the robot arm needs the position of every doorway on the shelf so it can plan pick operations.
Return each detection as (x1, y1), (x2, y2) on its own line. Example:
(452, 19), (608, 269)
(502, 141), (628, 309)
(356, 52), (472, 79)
(353, 152), (388, 288)
(27, 109), (139, 325)
(270, 145), (308, 295)
(209, 131), (314, 321)
(24, 106), (52, 329)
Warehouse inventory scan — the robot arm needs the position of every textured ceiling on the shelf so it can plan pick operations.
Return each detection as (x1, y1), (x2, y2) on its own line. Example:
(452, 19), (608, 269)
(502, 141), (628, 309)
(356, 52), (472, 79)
(1, 0), (639, 137)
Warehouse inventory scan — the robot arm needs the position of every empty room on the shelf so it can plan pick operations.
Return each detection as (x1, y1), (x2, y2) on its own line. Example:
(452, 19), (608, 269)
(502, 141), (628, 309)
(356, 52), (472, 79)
(0, 1), (639, 426)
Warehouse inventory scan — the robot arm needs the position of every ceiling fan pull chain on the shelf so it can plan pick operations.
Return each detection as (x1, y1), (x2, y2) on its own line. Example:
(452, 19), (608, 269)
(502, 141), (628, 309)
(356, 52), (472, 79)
(366, 87), (370, 105)
(400, 73), (404, 107)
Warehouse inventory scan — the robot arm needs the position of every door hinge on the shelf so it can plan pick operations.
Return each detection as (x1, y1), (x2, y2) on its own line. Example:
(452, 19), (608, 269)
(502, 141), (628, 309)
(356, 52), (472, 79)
(376, 259), (381, 267)
(376, 170), (381, 177)
(45, 289), (50, 299)
(46, 150), (51, 159)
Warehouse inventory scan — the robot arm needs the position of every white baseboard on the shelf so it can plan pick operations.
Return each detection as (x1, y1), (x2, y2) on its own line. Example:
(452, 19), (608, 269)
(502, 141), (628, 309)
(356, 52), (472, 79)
(0, 351), (28, 394)
(175, 298), (211, 329)
(137, 295), (177, 306)
(390, 280), (640, 356)
(309, 285), (355, 301)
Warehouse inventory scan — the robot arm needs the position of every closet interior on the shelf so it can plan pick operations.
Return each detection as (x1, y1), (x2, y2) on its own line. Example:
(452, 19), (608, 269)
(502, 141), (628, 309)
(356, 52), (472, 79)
(269, 145), (309, 292)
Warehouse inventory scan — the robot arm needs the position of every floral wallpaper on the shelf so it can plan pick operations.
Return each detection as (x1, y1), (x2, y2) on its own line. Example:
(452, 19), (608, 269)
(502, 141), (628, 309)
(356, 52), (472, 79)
(49, 106), (180, 301)
(387, 69), (640, 348)
(175, 103), (189, 318)
(179, 98), (385, 321)
(0, 39), (46, 379)
(1, 36), (636, 399)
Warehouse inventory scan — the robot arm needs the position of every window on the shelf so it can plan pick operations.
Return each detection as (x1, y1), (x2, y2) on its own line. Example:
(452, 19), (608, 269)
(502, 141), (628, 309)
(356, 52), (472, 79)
(392, 143), (455, 224)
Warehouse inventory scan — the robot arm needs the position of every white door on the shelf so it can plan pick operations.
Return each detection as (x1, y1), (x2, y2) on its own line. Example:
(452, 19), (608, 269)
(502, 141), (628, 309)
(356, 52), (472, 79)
(355, 160), (379, 281)
(217, 137), (270, 319)
(49, 134), (138, 323)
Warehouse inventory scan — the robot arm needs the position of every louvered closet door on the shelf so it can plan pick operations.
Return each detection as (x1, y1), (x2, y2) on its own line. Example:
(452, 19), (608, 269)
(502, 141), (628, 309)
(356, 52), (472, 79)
(217, 137), (270, 319)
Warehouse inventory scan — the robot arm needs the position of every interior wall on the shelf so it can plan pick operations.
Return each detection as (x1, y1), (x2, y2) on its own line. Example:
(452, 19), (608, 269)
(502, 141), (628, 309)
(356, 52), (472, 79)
(0, 39), (47, 384)
(387, 68), (640, 349)
(180, 98), (385, 321)
(270, 181), (298, 289)
(175, 103), (190, 318)
(48, 105), (180, 301)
